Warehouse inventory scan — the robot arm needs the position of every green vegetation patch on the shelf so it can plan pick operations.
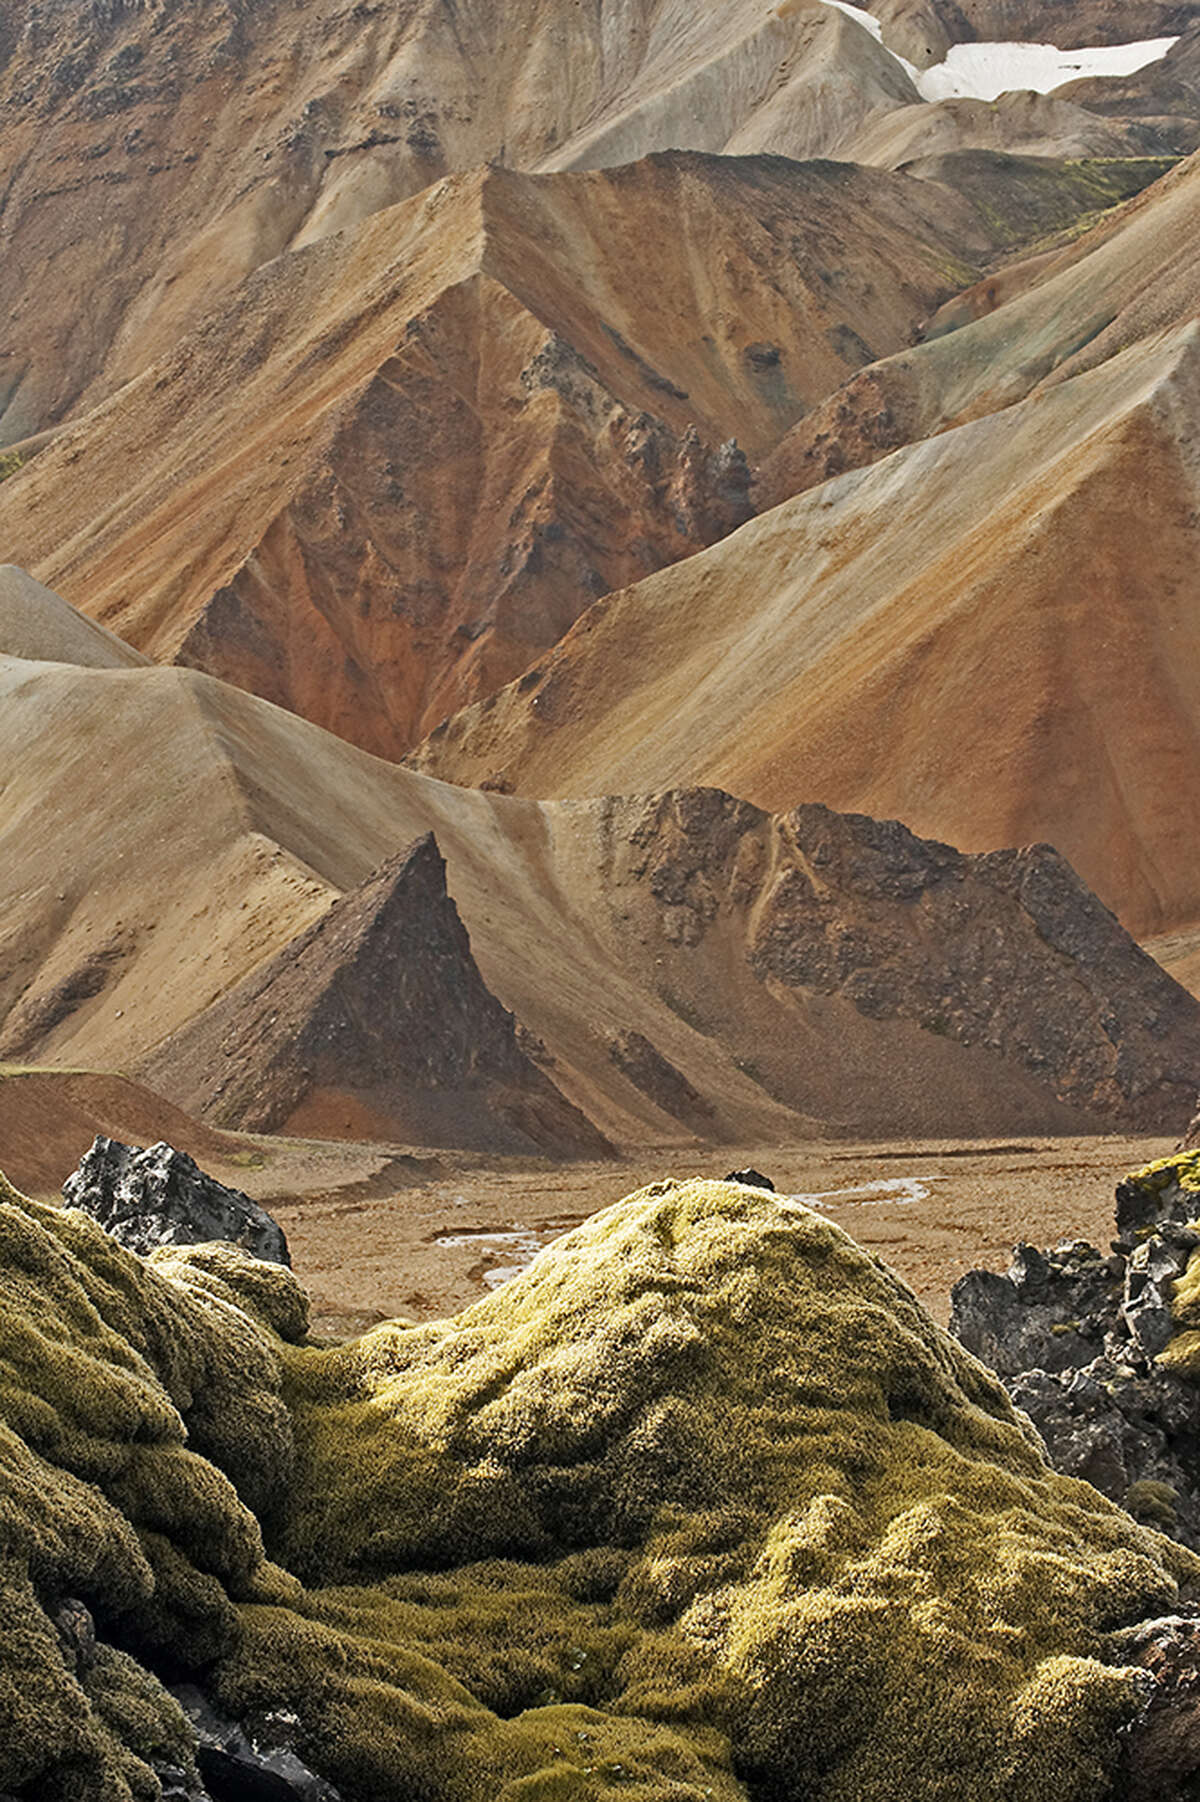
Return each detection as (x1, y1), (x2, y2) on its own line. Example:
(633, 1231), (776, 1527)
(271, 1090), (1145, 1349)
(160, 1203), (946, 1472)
(0, 1169), (1196, 1801)
(928, 152), (1179, 258)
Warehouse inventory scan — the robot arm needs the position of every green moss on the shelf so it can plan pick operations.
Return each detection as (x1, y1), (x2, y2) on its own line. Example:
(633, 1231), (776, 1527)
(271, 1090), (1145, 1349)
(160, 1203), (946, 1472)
(0, 449), (27, 483)
(1124, 1480), (1179, 1529)
(1122, 1149), (1200, 1196)
(1, 1167), (1196, 1802)
(0, 1176), (300, 1796)
(264, 1179), (1195, 1802)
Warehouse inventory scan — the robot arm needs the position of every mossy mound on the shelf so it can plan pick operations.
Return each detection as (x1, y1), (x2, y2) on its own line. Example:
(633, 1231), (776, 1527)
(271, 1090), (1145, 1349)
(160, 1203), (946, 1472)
(2, 1170), (1198, 1802)
(0, 1170), (311, 1799)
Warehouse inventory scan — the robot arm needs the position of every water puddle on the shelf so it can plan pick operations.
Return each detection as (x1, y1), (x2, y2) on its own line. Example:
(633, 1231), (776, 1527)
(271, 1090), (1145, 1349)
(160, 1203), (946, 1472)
(787, 1176), (937, 1209)
(433, 1225), (566, 1289)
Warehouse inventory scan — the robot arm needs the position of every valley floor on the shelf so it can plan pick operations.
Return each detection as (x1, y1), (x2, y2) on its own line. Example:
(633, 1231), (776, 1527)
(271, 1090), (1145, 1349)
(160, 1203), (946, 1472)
(249, 1132), (1174, 1332)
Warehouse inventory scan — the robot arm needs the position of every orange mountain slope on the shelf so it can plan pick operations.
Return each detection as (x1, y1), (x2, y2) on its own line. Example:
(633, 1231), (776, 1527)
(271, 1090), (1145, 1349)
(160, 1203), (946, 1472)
(0, 154), (994, 758)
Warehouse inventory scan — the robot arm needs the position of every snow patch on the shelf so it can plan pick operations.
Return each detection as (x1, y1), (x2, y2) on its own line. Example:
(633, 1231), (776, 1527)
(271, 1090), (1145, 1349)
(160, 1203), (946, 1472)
(917, 37), (1180, 103)
(819, 0), (1178, 104)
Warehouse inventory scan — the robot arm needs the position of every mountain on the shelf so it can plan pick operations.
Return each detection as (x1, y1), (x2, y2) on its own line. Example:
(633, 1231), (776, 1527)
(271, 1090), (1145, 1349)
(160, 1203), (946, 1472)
(0, 153), (997, 760)
(3, 593), (1200, 1145)
(412, 317), (1200, 952)
(143, 832), (610, 1156)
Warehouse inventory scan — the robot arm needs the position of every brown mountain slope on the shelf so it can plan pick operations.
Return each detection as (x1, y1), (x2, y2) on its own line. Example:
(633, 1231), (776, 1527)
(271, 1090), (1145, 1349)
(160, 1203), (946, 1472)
(762, 141), (1200, 502)
(143, 832), (609, 1156)
(0, 0), (931, 439)
(3, 0), (1193, 446)
(412, 320), (1200, 946)
(0, 154), (993, 759)
(2, 630), (1199, 1143)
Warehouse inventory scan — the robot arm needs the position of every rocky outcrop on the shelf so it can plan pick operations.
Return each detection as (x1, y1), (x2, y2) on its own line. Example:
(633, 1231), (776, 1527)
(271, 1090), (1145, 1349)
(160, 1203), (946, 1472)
(950, 1151), (1200, 1546)
(143, 833), (610, 1158)
(1108, 1613), (1200, 1801)
(4, 1161), (1200, 1802)
(619, 793), (1200, 1131)
(62, 1136), (290, 1265)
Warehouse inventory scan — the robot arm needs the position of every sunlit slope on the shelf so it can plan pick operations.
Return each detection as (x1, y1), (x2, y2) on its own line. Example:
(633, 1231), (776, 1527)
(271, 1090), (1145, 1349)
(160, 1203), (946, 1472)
(414, 322), (1200, 944)
(0, 156), (988, 759)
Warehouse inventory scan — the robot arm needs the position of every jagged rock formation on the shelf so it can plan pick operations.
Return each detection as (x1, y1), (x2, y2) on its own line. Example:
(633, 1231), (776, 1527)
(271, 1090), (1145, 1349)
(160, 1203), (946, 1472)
(1183, 1099), (1200, 1148)
(4, 1163), (1200, 1801)
(950, 1151), (1200, 1547)
(611, 792), (1200, 1130)
(62, 1136), (291, 1264)
(142, 833), (610, 1157)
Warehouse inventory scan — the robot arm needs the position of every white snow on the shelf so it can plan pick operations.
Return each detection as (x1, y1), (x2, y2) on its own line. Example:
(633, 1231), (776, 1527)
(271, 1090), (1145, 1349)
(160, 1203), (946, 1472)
(819, 0), (1178, 104)
(916, 37), (1180, 103)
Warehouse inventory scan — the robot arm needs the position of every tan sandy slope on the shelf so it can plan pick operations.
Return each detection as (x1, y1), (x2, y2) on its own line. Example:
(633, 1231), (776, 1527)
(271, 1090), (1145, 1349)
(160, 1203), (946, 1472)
(3, 586), (1200, 1147)
(413, 319), (1200, 949)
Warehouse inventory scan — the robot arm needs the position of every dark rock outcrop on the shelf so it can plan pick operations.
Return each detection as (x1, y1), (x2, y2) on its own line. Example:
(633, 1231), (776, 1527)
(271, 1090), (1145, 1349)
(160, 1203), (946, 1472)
(951, 1153), (1200, 1545)
(143, 832), (611, 1158)
(624, 792), (1200, 1131)
(1107, 1613), (1200, 1801)
(63, 1135), (291, 1265)
(606, 1027), (716, 1128)
(173, 1686), (341, 1802)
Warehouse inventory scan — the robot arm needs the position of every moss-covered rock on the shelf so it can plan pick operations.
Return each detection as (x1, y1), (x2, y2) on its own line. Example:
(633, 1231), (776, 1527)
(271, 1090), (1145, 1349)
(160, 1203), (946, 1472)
(1, 1167), (1198, 1802)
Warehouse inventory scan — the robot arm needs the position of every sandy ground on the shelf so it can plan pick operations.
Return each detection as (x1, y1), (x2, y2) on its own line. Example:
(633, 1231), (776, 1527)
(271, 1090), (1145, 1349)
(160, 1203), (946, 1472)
(261, 1133), (1175, 1335)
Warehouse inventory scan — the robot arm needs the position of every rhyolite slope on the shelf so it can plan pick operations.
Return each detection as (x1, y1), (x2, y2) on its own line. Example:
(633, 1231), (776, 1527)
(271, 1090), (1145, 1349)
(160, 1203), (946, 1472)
(3, 1164), (1200, 1801)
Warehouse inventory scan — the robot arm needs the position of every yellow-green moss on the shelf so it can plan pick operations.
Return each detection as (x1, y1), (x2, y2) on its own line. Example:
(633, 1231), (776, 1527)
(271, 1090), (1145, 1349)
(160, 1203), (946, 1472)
(1122, 1149), (1200, 1196)
(1, 1170), (1197, 1802)
(1155, 1243), (1200, 1378)
(0, 1177), (301, 1797)
(258, 1180), (1195, 1802)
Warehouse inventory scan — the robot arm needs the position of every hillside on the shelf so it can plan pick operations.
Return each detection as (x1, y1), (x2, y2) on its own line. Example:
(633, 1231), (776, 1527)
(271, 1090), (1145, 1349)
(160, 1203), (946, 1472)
(412, 319), (1200, 951)
(3, 599), (1200, 1146)
(0, 153), (996, 759)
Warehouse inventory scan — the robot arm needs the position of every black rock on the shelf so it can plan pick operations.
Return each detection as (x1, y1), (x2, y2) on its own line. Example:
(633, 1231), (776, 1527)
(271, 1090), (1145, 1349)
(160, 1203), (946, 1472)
(725, 1168), (776, 1192)
(171, 1687), (340, 1802)
(63, 1137), (290, 1265)
(949, 1157), (1200, 1548)
(1106, 1613), (1200, 1800)
(53, 1596), (97, 1674)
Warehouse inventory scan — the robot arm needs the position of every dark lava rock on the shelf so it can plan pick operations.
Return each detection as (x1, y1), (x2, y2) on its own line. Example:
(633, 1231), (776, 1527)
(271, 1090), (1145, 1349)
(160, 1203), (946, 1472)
(950, 1155), (1200, 1546)
(1107, 1613), (1200, 1800)
(53, 1596), (97, 1675)
(63, 1136), (290, 1265)
(172, 1686), (340, 1802)
(725, 1168), (776, 1191)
